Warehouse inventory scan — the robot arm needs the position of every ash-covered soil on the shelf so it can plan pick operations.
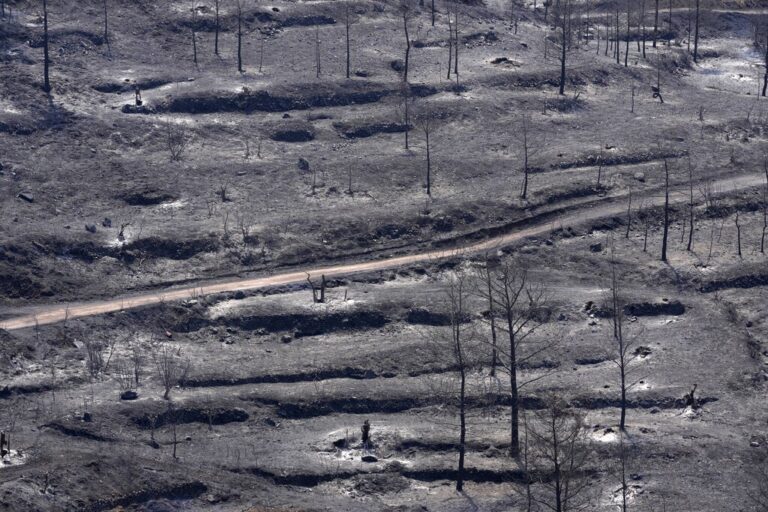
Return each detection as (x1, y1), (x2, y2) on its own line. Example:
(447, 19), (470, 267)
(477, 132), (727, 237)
(1, 0), (768, 510)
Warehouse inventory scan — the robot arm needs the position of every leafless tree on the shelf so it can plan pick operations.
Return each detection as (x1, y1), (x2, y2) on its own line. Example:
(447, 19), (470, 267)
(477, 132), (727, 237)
(42, 0), (50, 93)
(529, 394), (593, 512)
(516, 114), (543, 200)
(400, 1), (413, 83)
(315, 24), (321, 78)
(762, 157), (768, 253)
(661, 158), (670, 262)
(692, 0), (701, 62)
(102, 0), (110, 52)
(415, 106), (438, 197)
(476, 258), (499, 377)
(686, 154), (695, 251)
(551, 0), (574, 95)
(130, 344), (144, 387)
(478, 261), (551, 457)
(84, 340), (106, 380)
(652, 0), (659, 48)
(191, 23), (198, 66)
(153, 344), (190, 400)
(607, 245), (645, 431)
(345, 4), (356, 79)
(166, 119), (190, 162)
(214, 0), (220, 55)
(306, 273), (327, 303)
(437, 275), (475, 491)
(237, 0), (244, 73)
(447, 14), (453, 80)
(735, 211), (742, 259)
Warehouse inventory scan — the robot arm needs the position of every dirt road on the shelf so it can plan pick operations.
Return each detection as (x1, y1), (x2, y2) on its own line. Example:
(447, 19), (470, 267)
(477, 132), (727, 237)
(1, 172), (763, 331)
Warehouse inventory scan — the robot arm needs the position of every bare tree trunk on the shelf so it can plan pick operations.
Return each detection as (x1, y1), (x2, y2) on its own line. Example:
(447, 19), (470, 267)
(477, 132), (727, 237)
(345, 7), (351, 79)
(653, 0), (659, 48)
(43, 0), (50, 93)
(431, 0), (435, 26)
(625, 188), (632, 238)
(453, 7), (459, 81)
(687, 156), (695, 251)
(625, 2), (630, 67)
(237, 2), (243, 73)
(103, 0), (109, 49)
(403, 11), (411, 82)
(615, 8), (620, 64)
(557, 1), (570, 96)
(762, 159), (767, 253)
(485, 261), (498, 377)
(315, 25), (321, 78)
(667, 0), (673, 46)
(641, 0), (647, 58)
(763, 29), (768, 97)
(259, 36), (264, 72)
(693, 0), (700, 62)
(192, 28), (198, 65)
(661, 159), (670, 262)
(425, 126), (431, 196)
(736, 212), (742, 258)
(214, 0), (220, 55)
(447, 16), (453, 80)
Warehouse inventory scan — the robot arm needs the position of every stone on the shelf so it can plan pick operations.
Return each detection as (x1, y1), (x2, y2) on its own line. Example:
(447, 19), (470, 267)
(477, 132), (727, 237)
(85, 224), (97, 233)
(17, 192), (33, 203)
(361, 454), (378, 463)
(297, 157), (310, 171)
(102, 218), (112, 228)
(83, 412), (93, 422)
(589, 242), (602, 252)
(634, 172), (646, 182)
(281, 335), (293, 344)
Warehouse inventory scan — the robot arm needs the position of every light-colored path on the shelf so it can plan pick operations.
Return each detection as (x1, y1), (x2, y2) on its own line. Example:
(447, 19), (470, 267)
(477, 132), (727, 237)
(1, 173), (763, 331)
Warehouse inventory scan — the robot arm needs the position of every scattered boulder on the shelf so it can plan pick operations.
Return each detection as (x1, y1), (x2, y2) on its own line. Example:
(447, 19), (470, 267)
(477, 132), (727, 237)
(589, 242), (602, 253)
(17, 192), (33, 203)
(102, 218), (112, 228)
(281, 335), (293, 344)
(633, 172), (646, 182)
(85, 224), (97, 233)
(361, 454), (378, 463)
(297, 158), (310, 171)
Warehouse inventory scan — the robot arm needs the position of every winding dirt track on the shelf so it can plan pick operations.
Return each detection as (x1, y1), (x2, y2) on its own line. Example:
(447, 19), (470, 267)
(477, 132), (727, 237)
(1, 173), (763, 331)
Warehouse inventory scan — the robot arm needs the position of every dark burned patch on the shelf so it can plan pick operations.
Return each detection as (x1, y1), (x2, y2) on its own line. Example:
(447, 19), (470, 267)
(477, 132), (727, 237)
(116, 187), (177, 206)
(0, 267), (55, 299)
(124, 236), (219, 260)
(133, 407), (249, 429)
(405, 307), (460, 326)
(624, 301), (685, 316)
(28, 29), (104, 48)
(334, 122), (410, 139)
(185, 366), (380, 388)
(556, 148), (686, 170)
(701, 274), (768, 293)
(541, 185), (602, 204)
(280, 15), (336, 27)
(92, 77), (173, 94)
(157, 82), (439, 114)
(42, 422), (113, 442)
(87, 482), (207, 512)
(217, 310), (389, 337)
(275, 397), (427, 419)
(270, 127), (315, 142)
